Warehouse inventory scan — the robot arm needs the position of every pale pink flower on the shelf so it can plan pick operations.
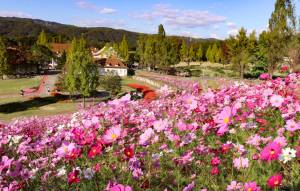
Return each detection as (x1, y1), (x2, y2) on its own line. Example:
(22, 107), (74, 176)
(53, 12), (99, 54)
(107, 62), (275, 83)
(233, 157), (249, 169)
(55, 142), (76, 157)
(285, 120), (300, 132)
(270, 95), (284, 107)
(153, 119), (169, 132)
(102, 125), (122, 144)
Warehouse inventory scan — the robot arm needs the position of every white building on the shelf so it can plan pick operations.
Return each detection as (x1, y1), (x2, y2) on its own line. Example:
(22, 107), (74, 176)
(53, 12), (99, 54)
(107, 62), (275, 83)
(96, 56), (128, 77)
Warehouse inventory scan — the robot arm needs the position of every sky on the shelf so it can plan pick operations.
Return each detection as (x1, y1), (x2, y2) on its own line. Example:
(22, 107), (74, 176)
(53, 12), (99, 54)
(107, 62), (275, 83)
(0, 0), (299, 39)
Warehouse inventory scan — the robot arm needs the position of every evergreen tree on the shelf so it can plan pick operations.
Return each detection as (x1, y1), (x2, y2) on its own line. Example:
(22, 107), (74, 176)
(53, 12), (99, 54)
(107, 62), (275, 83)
(267, 0), (296, 74)
(158, 24), (166, 38)
(64, 38), (99, 106)
(0, 37), (9, 77)
(180, 40), (189, 62)
(119, 35), (129, 62)
(228, 28), (252, 78)
(37, 30), (49, 47)
(212, 43), (219, 63)
(135, 36), (147, 67)
(196, 45), (203, 61)
(188, 45), (196, 62)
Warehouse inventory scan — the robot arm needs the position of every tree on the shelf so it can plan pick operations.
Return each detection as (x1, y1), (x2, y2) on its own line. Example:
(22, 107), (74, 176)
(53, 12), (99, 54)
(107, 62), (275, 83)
(64, 38), (99, 106)
(99, 72), (122, 96)
(158, 24), (166, 38)
(0, 37), (9, 78)
(119, 35), (129, 62)
(212, 43), (219, 63)
(267, 0), (296, 75)
(180, 40), (189, 62)
(37, 30), (49, 48)
(196, 45), (203, 61)
(228, 28), (252, 79)
(56, 51), (67, 70)
(188, 45), (196, 62)
(31, 44), (53, 71)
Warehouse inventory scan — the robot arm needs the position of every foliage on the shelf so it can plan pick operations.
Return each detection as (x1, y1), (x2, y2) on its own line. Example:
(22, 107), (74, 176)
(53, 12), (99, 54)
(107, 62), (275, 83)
(267, 0), (296, 74)
(64, 38), (99, 99)
(119, 35), (129, 62)
(30, 44), (53, 68)
(56, 51), (67, 70)
(0, 36), (9, 76)
(36, 30), (49, 48)
(99, 71), (122, 96)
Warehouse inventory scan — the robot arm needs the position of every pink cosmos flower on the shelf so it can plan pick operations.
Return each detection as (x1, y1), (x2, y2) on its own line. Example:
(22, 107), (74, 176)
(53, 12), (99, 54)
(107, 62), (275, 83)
(88, 144), (102, 158)
(270, 95), (284, 108)
(0, 156), (14, 173)
(211, 157), (221, 166)
(105, 182), (132, 191)
(267, 174), (282, 188)
(244, 182), (260, 191)
(296, 146), (300, 158)
(226, 181), (243, 191)
(260, 141), (282, 161)
(102, 126), (122, 144)
(285, 120), (300, 132)
(259, 73), (270, 80)
(139, 128), (154, 145)
(184, 95), (198, 110)
(214, 106), (233, 136)
(55, 142), (76, 158)
(183, 181), (195, 191)
(211, 166), (219, 175)
(153, 119), (169, 132)
(233, 157), (249, 169)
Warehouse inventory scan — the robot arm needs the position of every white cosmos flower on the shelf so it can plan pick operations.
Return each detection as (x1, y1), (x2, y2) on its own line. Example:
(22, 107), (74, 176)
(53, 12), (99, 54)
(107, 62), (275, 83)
(57, 166), (66, 177)
(279, 147), (296, 163)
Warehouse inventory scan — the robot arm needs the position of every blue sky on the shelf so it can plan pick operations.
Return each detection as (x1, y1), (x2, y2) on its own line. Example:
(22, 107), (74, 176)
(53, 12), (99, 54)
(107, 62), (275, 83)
(0, 0), (299, 39)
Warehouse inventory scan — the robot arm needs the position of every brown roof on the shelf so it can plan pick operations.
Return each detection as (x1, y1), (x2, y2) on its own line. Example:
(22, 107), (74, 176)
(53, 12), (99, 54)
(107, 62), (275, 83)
(50, 43), (71, 54)
(96, 56), (127, 68)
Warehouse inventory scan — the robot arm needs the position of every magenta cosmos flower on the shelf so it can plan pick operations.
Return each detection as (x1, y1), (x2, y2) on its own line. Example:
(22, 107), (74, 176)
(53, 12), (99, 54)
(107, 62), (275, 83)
(260, 141), (282, 161)
(102, 125), (122, 144)
(244, 181), (261, 191)
(214, 106), (233, 135)
(297, 146), (300, 158)
(267, 174), (282, 188)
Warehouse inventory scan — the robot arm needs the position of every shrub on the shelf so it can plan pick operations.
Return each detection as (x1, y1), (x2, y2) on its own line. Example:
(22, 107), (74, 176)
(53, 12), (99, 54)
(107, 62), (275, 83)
(99, 72), (122, 96)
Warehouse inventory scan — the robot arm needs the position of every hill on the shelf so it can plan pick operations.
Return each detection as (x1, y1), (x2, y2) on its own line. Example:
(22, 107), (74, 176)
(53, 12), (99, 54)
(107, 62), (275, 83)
(0, 17), (219, 49)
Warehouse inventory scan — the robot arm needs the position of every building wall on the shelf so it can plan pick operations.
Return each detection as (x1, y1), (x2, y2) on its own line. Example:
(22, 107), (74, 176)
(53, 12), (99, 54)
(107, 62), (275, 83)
(99, 67), (128, 77)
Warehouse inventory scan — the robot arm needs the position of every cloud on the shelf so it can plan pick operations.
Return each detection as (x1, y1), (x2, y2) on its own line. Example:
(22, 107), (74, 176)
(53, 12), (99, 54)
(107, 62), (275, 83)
(227, 22), (237, 29)
(227, 29), (239, 36)
(133, 4), (226, 28)
(77, 18), (125, 28)
(0, 11), (32, 18)
(76, 0), (116, 14)
(99, 8), (116, 14)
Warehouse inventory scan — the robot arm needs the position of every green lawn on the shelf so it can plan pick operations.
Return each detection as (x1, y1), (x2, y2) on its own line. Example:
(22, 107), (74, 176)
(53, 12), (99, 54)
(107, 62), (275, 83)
(0, 76), (155, 122)
(0, 76), (41, 95)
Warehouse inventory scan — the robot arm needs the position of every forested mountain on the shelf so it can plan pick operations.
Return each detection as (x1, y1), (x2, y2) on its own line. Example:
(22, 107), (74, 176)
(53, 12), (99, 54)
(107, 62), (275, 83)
(0, 17), (218, 49)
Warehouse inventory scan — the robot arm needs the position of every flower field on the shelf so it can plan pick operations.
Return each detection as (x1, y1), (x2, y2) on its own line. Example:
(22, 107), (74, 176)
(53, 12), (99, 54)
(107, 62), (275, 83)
(1, 74), (300, 190)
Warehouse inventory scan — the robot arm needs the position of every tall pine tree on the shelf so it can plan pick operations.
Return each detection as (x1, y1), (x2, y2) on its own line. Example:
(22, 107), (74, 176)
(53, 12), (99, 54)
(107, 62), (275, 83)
(119, 35), (129, 62)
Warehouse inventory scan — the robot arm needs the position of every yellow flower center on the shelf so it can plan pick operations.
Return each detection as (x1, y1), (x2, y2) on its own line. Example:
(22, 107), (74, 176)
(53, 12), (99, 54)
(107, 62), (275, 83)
(247, 188), (252, 191)
(270, 150), (275, 155)
(274, 180), (279, 185)
(111, 134), (117, 139)
(223, 117), (230, 124)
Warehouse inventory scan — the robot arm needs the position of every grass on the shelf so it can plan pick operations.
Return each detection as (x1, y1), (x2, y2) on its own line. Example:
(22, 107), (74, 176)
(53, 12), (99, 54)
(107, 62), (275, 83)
(0, 76), (156, 122)
(0, 76), (41, 95)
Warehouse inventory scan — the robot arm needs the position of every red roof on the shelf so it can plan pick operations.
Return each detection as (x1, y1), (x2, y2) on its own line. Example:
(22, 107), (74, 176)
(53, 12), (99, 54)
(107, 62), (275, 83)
(50, 43), (70, 54)
(96, 56), (127, 68)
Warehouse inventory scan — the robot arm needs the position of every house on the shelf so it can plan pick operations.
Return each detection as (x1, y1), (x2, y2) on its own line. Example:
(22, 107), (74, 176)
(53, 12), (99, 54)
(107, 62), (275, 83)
(96, 56), (128, 76)
(49, 43), (71, 69)
(92, 45), (119, 60)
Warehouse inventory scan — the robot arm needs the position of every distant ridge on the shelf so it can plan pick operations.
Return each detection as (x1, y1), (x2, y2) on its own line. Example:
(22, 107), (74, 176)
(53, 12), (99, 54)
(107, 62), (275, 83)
(0, 17), (219, 48)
